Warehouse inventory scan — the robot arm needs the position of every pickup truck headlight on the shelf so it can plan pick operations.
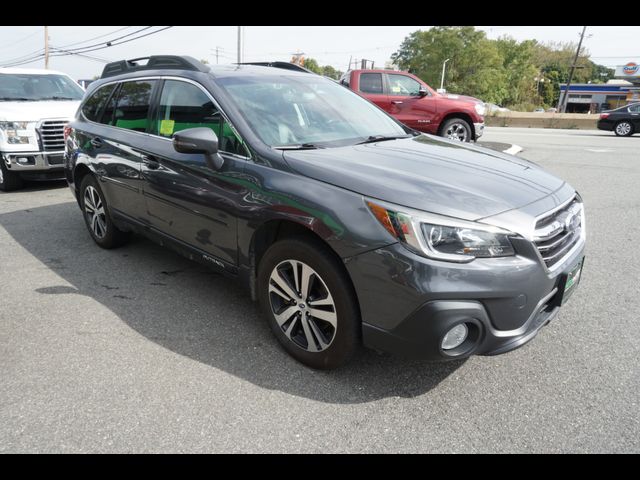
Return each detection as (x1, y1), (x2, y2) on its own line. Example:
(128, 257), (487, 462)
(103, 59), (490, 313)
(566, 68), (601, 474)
(0, 121), (37, 145)
(366, 199), (515, 262)
(474, 103), (485, 116)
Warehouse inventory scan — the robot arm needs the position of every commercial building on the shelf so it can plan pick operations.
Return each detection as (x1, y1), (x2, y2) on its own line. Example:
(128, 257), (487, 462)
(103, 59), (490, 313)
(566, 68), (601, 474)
(559, 61), (640, 113)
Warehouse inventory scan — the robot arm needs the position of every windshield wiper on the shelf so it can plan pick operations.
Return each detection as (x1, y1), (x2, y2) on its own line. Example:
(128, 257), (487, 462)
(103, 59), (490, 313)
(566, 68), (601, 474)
(0, 96), (37, 101)
(41, 96), (76, 101)
(274, 143), (325, 150)
(355, 135), (412, 145)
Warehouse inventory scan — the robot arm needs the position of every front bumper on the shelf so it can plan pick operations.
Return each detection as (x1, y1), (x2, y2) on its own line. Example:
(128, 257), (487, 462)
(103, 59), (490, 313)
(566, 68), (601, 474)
(346, 238), (585, 361)
(2, 150), (65, 170)
(474, 122), (485, 139)
(1, 151), (65, 176)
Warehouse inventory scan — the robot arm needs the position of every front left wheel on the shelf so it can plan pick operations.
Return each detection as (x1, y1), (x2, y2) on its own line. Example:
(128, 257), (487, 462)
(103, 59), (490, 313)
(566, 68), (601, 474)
(257, 237), (361, 370)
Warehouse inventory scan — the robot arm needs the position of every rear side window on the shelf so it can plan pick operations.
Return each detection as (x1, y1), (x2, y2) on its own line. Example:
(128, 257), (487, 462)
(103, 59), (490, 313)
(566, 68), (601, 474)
(359, 73), (383, 94)
(152, 80), (247, 157)
(629, 104), (640, 113)
(81, 84), (117, 122)
(105, 80), (156, 132)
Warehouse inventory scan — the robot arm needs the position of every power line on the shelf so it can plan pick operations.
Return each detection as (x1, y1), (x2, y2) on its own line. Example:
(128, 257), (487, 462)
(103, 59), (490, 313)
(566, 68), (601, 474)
(50, 46), (112, 63)
(0, 29), (42, 50)
(0, 27), (173, 68)
(55, 26), (134, 49)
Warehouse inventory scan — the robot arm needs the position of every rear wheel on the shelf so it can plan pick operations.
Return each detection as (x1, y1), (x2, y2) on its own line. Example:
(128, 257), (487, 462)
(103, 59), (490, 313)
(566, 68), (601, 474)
(0, 159), (24, 192)
(79, 175), (131, 249)
(257, 237), (360, 370)
(440, 118), (472, 142)
(614, 121), (634, 137)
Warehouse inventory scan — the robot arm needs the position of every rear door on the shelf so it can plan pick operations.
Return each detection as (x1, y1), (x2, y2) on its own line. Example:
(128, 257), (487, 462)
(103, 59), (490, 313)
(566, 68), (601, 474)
(385, 72), (437, 132)
(356, 72), (392, 112)
(78, 79), (158, 221)
(139, 78), (250, 268)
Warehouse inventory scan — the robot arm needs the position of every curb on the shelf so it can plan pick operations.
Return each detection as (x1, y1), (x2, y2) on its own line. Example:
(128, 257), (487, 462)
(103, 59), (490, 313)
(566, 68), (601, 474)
(503, 144), (523, 155)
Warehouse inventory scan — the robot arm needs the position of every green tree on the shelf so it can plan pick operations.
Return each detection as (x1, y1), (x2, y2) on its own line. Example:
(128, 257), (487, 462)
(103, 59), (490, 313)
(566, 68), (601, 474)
(302, 57), (322, 74)
(391, 26), (507, 103)
(321, 64), (343, 80)
(494, 37), (539, 106)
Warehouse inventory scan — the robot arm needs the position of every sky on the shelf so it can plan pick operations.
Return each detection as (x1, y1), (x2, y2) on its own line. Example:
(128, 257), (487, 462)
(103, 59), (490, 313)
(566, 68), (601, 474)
(0, 26), (638, 80)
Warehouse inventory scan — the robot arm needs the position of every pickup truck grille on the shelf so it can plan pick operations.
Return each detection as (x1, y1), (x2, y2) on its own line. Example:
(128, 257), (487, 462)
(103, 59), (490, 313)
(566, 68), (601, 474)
(38, 120), (67, 152)
(533, 197), (583, 269)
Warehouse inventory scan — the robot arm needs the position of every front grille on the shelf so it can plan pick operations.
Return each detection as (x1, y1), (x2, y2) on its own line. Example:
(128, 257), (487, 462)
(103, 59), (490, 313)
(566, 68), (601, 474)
(38, 120), (67, 152)
(533, 197), (583, 269)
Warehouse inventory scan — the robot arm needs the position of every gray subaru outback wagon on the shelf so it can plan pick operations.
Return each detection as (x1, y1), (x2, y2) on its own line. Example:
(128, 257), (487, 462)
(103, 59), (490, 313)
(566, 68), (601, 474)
(64, 56), (585, 369)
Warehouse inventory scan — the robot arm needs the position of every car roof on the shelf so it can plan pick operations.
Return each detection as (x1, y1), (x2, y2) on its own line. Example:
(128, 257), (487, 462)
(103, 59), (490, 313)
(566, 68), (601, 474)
(0, 67), (71, 76)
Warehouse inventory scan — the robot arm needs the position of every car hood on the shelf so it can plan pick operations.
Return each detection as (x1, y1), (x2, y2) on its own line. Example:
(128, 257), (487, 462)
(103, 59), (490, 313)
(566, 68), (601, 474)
(0, 100), (80, 121)
(283, 135), (566, 221)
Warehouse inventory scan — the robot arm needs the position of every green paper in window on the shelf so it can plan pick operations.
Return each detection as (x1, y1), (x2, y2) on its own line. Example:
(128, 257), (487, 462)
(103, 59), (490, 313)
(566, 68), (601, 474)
(160, 119), (175, 136)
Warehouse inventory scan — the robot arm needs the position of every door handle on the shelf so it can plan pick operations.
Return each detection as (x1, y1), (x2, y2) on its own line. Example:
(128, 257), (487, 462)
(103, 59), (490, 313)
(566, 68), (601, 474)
(391, 100), (403, 105)
(142, 155), (160, 170)
(90, 137), (103, 148)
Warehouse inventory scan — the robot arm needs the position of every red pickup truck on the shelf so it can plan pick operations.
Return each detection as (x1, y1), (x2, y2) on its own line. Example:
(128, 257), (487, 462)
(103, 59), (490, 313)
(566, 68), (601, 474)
(339, 69), (485, 142)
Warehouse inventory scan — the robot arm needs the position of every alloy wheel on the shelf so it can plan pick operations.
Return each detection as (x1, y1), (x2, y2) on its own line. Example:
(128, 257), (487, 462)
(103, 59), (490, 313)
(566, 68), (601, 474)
(83, 185), (107, 239)
(445, 122), (469, 141)
(615, 122), (632, 136)
(268, 259), (337, 352)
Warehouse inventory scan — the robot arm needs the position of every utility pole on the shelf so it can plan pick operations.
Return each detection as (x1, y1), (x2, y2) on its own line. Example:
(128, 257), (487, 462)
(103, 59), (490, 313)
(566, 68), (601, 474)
(560, 26), (587, 113)
(44, 26), (49, 69)
(237, 26), (242, 64)
(215, 46), (220, 64)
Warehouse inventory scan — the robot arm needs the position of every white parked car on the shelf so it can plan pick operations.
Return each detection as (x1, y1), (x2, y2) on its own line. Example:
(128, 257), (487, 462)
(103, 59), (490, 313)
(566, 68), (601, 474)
(0, 68), (83, 191)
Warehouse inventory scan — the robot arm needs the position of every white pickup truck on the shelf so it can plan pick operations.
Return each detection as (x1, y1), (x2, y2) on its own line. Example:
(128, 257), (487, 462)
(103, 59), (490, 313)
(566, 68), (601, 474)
(0, 68), (83, 191)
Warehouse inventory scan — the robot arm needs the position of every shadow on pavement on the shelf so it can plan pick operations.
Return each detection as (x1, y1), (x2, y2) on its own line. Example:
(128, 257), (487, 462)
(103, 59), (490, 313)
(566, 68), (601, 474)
(0, 202), (464, 403)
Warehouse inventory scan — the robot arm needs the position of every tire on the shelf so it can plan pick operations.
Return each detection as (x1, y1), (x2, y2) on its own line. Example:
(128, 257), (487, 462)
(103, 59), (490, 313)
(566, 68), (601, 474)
(0, 158), (24, 192)
(614, 121), (634, 137)
(440, 117), (472, 142)
(257, 236), (361, 370)
(79, 175), (131, 249)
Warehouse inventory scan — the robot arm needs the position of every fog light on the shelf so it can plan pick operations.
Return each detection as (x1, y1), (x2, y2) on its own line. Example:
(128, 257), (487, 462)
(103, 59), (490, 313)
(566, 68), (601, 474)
(441, 324), (468, 350)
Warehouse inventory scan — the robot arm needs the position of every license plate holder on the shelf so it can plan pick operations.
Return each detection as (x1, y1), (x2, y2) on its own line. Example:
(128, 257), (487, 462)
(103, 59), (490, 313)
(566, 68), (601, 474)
(557, 257), (584, 306)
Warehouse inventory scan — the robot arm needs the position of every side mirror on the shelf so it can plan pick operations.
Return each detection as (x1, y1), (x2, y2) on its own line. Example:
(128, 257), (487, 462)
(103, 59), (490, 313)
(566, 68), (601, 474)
(418, 86), (428, 97)
(173, 127), (224, 170)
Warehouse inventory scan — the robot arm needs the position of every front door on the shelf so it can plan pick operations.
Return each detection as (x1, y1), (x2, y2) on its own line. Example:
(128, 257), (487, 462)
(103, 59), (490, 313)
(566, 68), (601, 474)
(386, 73), (438, 133)
(140, 79), (250, 268)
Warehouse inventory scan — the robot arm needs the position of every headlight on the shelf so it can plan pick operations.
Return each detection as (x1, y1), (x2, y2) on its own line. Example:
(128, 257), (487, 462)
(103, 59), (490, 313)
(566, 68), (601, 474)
(366, 199), (515, 262)
(0, 121), (37, 145)
(474, 103), (485, 116)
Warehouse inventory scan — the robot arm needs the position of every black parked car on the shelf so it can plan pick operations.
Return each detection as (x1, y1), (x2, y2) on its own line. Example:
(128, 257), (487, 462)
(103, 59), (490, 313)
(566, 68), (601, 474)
(597, 102), (640, 136)
(64, 56), (585, 369)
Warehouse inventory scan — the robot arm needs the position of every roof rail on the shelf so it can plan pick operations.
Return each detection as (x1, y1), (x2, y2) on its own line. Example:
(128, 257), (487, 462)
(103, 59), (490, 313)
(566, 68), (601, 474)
(101, 55), (210, 79)
(236, 61), (316, 74)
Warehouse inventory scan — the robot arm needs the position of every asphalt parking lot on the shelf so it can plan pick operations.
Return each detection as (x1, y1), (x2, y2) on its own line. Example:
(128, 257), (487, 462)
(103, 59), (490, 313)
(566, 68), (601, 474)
(1, 127), (638, 453)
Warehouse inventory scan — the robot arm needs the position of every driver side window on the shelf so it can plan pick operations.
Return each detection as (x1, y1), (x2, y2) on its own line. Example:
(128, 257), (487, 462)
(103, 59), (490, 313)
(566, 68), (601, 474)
(153, 80), (248, 157)
(388, 74), (422, 96)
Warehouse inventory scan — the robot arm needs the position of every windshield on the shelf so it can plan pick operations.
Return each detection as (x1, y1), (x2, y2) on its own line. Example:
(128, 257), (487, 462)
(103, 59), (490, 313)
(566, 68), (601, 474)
(218, 74), (408, 148)
(0, 73), (84, 101)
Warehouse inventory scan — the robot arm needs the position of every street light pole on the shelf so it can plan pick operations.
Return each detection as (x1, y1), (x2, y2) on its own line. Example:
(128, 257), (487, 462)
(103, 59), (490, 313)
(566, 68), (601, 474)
(440, 58), (450, 91)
